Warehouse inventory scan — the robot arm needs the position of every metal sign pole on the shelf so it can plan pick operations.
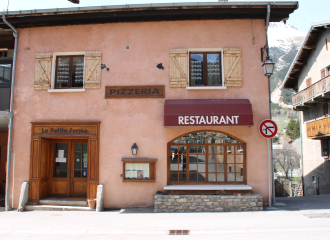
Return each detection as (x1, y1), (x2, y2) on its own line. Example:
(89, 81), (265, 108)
(268, 138), (271, 208)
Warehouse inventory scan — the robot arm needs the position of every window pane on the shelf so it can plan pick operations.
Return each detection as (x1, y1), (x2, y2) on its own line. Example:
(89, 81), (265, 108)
(170, 164), (178, 172)
(190, 54), (204, 86)
(170, 174), (178, 181)
(217, 155), (224, 163)
(189, 164), (197, 172)
(74, 152), (81, 169)
(171, 154), (178, 163)
(53, 143), (68, 178)
(179, 146), (186, 154)
(0, 64), (11, 83)
(208, 155), (216, 163)
(198, 155), (205, 163)
(208, 164), (216, 172)
(208, 173), (216, 182)
(207, 54), (221, 86)
(236, 155), (243, 163)
(190, 174), (197, 182)
(227, 155), (235, 163)
(170, 146), (178, 154)
(217, 164), (224, 172)
(179, 164), (187, 172)
(179, 155), (186, 163)
(56, 57), (70, 88)
(236, 173), (244, 182)
(198, 173), (206, 182)
(217, 173), (225, 182)
(83, 143), (88, 151)
(189, 155), (197, 163)
(227, 146), (234, 154)
(236, 146), (244, 154)
(179, 174), (186, 182)
(189, 146), (197, 154)
(74, 170), (81, 178)
(72, 57), (84, 88)
(227, 173), (235, 181)
(198, 146), (205, 153)
(198, 164), (205, 172)
(236, 164), (244, 173)
(228, 164), (234, 173)
(75, 143), (82, 151)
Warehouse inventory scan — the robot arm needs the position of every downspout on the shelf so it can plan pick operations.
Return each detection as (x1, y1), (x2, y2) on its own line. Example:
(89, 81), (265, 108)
(265, 4), (276, 206)
(2, 14), (18, 211)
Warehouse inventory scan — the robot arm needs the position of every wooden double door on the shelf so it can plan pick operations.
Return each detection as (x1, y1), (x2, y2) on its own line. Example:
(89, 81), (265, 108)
(48, 139), (88, 197)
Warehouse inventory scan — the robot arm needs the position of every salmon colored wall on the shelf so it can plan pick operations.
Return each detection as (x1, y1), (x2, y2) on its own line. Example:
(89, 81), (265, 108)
(9, 19), (270, 208)
(0, 131), (8, 193)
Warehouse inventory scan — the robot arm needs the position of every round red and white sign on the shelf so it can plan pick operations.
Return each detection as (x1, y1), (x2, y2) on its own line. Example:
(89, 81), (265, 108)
(259, 119), (278, 138)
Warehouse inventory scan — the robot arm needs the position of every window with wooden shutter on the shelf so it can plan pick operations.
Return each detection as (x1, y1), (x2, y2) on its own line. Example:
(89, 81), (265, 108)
(34, 53), (52, 90)
(321, 68), (325, 79)
(84, 51), (101, 89)
(169, 49), (188, 88)
(224, 48), (242, 87)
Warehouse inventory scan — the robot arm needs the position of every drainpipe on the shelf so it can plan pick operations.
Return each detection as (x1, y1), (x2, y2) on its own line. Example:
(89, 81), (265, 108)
(264, 4), (276, 206)
(2, 14), (18, 211)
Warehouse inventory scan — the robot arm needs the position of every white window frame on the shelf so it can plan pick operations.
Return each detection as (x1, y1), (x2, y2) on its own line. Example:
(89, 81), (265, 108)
(186, 48), (226, 90)
(48, 52), (86, 93)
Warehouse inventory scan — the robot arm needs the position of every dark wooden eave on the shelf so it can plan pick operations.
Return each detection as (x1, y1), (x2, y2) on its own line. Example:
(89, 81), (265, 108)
(283, 24), (330, 89)
(0, 2), (298, 29)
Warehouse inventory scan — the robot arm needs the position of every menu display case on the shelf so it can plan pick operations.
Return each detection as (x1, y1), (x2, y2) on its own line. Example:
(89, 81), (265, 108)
(121, 157), (157, 182)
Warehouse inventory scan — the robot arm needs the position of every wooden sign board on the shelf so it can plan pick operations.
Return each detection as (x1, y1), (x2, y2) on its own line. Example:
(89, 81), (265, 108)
(105, 85), (165, 99)
(32, 124), (98, 136)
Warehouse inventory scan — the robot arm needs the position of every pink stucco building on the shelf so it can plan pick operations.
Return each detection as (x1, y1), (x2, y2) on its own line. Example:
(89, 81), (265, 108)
(0, 2), (298, 211)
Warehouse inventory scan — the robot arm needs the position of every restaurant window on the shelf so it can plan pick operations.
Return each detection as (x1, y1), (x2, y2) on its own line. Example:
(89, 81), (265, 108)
(55, 55), (84, 89)
(189, 52), (222, 86)
(168, 131), (246, 184)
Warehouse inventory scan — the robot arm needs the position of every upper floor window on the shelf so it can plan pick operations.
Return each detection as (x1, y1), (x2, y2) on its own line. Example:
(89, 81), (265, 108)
(169, 48), (242, 89)
(189, 52), (222, 86)
(326, 66), (330, 77)
(55, 55), (84, 89)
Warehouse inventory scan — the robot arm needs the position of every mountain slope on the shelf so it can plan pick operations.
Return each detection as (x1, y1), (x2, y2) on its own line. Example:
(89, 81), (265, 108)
(268, 22), (306, 106)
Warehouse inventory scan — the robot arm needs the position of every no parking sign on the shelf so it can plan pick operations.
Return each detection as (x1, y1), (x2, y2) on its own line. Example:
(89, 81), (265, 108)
(259, 119), (277, 138)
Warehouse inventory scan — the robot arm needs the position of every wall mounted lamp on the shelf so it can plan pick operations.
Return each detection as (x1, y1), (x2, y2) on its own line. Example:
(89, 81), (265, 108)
(131, 143), (138, 155)
(262, 56), (275, 77)
(101, 64), (109, 71)
(156, 63), (164, 70)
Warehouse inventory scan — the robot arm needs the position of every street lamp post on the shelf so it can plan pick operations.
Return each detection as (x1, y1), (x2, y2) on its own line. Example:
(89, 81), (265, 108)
(263, 55), (276, 206)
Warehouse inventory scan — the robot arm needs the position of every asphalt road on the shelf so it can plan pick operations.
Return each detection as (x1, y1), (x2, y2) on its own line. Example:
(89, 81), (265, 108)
(1, 195), (330, 240)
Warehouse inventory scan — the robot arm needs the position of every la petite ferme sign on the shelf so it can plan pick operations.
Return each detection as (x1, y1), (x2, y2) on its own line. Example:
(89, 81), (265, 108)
(105, 85), (165, 99)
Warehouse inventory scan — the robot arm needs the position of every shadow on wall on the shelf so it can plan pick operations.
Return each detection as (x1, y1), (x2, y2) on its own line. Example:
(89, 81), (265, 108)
(304, 159), (330, 195)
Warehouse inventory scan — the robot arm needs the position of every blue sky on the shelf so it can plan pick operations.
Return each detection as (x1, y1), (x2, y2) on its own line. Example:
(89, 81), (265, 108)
(1, 0), (329, 32)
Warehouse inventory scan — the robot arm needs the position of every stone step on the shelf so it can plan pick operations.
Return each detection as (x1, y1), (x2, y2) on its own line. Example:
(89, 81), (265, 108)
(25, 204), (94, 211)
(39, 198), (87, 207)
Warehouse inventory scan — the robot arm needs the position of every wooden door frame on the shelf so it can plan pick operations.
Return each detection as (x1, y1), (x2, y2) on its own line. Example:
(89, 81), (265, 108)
(29, 122), (100, 203)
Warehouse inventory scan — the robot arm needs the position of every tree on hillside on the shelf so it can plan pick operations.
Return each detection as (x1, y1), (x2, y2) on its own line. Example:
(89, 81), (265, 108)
(286, 119), (300, 140)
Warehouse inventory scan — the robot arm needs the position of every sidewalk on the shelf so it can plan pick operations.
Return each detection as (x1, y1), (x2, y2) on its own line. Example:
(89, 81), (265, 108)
(0, 195), (330, 239)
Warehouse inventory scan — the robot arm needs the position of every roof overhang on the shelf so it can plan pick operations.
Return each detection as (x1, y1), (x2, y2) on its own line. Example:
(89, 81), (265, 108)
(282, 19), (330, 90)
(0, 2), (298, 29)
(164, 99), (253, 127)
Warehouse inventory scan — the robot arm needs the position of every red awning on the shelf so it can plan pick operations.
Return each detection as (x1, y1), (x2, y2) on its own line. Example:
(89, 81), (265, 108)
(164, 99), (253, 126)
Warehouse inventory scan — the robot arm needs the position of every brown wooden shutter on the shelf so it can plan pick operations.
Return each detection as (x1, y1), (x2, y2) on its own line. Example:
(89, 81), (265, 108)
(321, 68), (325, 79)
(306, 77), (312, 87)
(34, 53), (52, 90)
(224, 48), (242, 87)
(84, 51), (101, 89)
(169, 49), (188, 87)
